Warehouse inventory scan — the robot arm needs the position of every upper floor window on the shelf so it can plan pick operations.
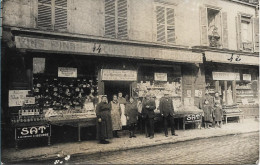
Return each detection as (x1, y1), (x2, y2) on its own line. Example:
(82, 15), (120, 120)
(236, 14), (258, 52)
(200, 7), (228, 49)
(155, 5), (175, 44)
(37, 0), (67, 31)
(104, 0), (128, 39)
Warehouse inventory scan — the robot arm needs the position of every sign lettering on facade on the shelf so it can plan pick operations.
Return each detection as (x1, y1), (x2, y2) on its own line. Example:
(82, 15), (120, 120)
(58, 67), (77, 78)
(15, 36), (203, 63)
(212, 72), (240, 81)
(205, 51), (259, 66)
(15, 125), (51, 139)
(9, 90), (30, 107)
(101, 69), (137, 81)
(154, 73), (167, 81)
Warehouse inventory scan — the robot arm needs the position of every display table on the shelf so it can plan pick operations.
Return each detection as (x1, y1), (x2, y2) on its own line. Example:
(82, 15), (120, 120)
(154, 106), (203, 130)
(47, 116), (96, 142)
(223, 108), (244, 124)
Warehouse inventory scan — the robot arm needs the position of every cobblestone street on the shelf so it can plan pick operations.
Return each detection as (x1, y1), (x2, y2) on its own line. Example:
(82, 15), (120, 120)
(35, 131), (259, 164)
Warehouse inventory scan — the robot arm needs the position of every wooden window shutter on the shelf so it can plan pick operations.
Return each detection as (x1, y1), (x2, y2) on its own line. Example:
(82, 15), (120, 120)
(166, 8), (175, 44)
(222, 12), (228, 49)
(117, 0), (128, 39)
(236, 14), (242, 50)
(200, 7), (208, 46)
(54, 0), (67, 31)
(156, 6), (166, 42)
(38, 0), (52, 29)
(253, 17), (259, 52)
(105, 0), (116, 38)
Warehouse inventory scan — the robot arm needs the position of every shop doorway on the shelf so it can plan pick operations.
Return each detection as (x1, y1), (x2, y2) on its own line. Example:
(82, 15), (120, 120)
(104, 81), (131, 102)
(216, 80), (236, 106)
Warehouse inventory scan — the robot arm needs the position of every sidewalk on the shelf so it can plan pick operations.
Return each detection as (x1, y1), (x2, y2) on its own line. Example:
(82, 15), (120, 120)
(2, 118), (259, 163)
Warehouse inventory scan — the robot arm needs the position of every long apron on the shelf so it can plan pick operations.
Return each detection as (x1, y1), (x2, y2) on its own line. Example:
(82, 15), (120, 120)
(120, 104), (127, 126)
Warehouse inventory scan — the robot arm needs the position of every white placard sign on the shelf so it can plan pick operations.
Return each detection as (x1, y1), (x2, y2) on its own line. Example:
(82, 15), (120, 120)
(154, 73), (167, 81)
(9, 90), (30, 107)
(212, 72), (240, 81)
(58, 67), (77, 78)
(243, 74), (251, 81)
(101, 69), (137, 81)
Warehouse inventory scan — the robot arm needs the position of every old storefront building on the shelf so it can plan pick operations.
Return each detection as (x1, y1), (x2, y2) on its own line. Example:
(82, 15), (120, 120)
(1, 0), (259, 147)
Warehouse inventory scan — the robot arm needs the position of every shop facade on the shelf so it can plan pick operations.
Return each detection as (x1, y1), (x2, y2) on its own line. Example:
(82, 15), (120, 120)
(202, 50), (259, 120)
(2, 28), (206, 147)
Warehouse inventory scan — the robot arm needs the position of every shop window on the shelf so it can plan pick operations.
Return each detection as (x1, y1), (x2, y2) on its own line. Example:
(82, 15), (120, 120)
(104, 0), (128, 39)
(156, 5), (175, 44)
(200, 7), (228, 48)
(37, 0), (67, 31)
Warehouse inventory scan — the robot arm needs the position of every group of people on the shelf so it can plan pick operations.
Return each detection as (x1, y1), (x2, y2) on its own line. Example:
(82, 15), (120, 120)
(203, 90), (223, 128)
(95, 92), (177, 144)
(95, 89), (224, 144)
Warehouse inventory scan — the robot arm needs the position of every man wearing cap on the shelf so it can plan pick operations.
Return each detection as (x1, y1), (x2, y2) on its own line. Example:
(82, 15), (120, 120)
(96, 95), (113, 144)
(142, 94), (156, 139)
(159, 93), (178, 137)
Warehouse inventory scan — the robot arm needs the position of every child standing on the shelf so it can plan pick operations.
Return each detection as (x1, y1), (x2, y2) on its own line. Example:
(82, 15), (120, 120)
(125, 97), (138, 138)
(203, 100), (213, 128)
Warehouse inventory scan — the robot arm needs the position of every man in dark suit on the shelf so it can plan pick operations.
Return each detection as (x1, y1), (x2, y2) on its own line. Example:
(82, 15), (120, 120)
(142, 94), (156, 139)
(159, 93), (178, 137)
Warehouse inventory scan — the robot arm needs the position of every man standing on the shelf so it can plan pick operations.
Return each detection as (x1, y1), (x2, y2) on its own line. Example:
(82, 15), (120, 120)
(159, 93), (178, 137)
(142, 94), (156, 139)
(96, 95), (113, 144)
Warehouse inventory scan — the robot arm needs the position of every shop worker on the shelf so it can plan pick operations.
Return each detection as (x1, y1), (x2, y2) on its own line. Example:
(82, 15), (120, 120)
(159, 93), (178, 137)
(142, 94), (156, 139)
(96, 95), (113, 144)
(118, 92), (127, 127)
(110, 95), (122, 138)
(125, 97), (138, 138)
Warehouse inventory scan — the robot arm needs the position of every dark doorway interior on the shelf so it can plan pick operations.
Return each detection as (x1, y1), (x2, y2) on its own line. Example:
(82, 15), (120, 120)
(104, 81), (131, 102)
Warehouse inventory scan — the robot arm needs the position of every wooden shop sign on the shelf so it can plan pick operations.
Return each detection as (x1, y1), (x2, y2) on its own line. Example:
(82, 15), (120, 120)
(154, 73), (167, 81)
(58, 67), (77, 78)
(15, 125), (51, 139)
(212, 72), (240, 81)
(101, 69), (137, 81)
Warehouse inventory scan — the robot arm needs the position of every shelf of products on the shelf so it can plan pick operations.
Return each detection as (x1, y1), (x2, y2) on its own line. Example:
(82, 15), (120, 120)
(236, 82), (258, 105)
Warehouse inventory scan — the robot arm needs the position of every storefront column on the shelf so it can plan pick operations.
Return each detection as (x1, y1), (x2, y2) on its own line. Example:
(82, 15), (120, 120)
(232, 81), (236, 104)
(224, 81), (228, 104)
(215, 81), (219, 92)
(98, 69), (104, 95)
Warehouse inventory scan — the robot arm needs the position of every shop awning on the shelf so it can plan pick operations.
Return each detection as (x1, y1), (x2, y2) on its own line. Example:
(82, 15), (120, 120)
(205, 51), (259, 66)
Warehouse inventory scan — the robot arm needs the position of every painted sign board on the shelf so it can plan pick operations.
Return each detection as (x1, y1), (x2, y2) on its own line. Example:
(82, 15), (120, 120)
(154, 73), (167, 81)
(212, 72), (240, 81)
(15, 125), (51, 139)
(58, 67), (77, 78)
(101, 69), (137, 81)
(9, 90), (30, 107)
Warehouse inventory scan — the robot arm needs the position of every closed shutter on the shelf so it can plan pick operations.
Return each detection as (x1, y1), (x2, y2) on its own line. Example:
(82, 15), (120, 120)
(38, 0), (52, 29)
(54, 0), (67, 31)
(253, 17), (259, 52)
(156, 6), (166, 42)
(236, 14), (242, 50)
(222, 12), (228, 49)
(166, 8), (175, 44)
(105, 0), (116, 38)
(117, 0), (128, 39)
(200, 7), (208, 46)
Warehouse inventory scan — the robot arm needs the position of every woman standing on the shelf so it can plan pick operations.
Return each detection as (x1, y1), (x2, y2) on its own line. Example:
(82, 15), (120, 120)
(110, 95), (122, 138)
(96, 95), (113, 144)
(213, 92), (223, 128)
(125, 97), (138, 138)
